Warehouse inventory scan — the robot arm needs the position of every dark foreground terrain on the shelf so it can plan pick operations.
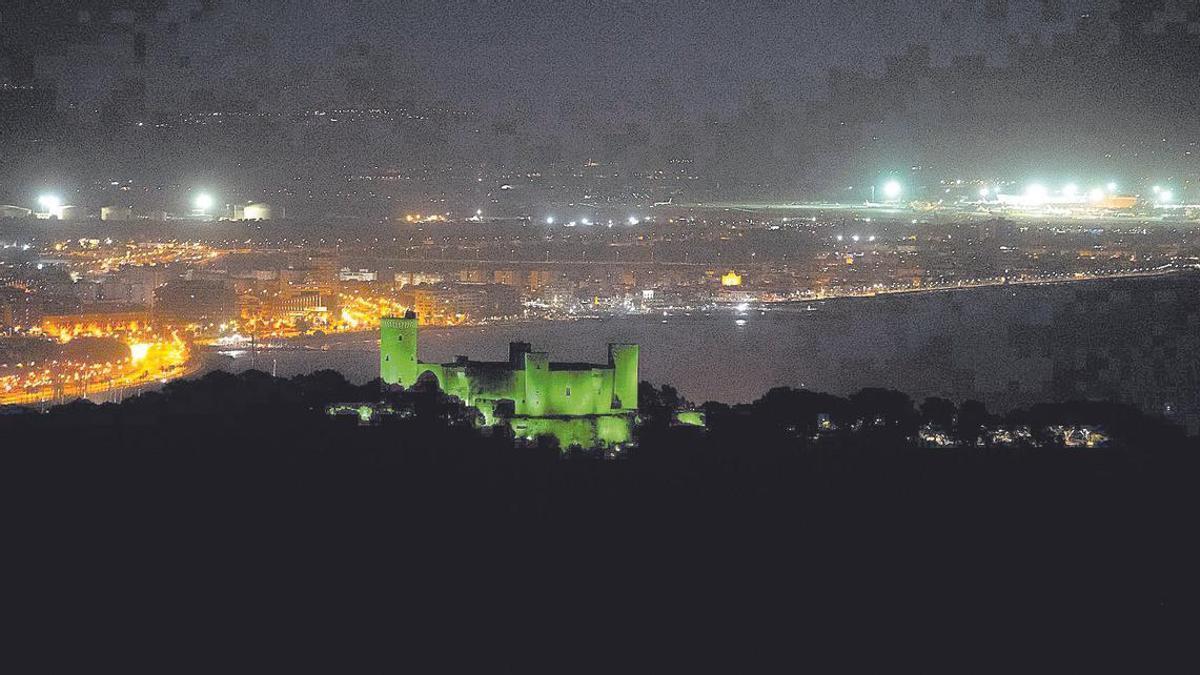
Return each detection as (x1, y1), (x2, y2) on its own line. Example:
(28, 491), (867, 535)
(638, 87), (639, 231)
(4, 371), (1196, 668)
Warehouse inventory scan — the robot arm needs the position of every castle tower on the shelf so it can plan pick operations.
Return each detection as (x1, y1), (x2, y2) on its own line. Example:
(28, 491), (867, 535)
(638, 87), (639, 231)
(608, 344), (639, 411)
(380, 310), (419, 387)
(523, 351), (550, 416)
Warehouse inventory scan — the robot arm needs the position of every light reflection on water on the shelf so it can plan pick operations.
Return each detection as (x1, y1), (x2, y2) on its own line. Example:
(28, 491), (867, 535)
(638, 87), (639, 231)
(219, 275), (1200, 430)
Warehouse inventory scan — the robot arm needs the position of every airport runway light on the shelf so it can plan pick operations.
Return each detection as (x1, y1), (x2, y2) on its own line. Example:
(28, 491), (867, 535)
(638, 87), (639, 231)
(882, 180), (902, 200)
(1025, 183), (1048, 205)
(193, 193), (215, 212)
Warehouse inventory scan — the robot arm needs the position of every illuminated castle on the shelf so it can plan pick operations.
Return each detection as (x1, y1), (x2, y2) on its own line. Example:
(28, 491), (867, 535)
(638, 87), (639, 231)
(380, 311), (638, 447)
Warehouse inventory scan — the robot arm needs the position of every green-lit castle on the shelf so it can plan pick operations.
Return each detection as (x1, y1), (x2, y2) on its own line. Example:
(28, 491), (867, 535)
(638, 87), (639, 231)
(380, 311), (638, 447)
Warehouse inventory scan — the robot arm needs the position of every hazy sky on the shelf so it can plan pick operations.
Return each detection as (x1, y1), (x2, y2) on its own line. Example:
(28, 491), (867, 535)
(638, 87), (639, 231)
(8, 0), (1107, 116)
(213, 0), (1102, 113)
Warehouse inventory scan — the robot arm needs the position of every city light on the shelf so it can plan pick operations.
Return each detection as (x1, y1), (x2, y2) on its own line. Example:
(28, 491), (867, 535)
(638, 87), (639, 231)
(979, 186), (990, 198)
(37, 194), (62, 211)
(1088, 188), (1105, 203)
(546, 216), (554, 225)
(882, 180), (902, 200)
(193, 193), (215, 212)
(129, 343), (152, 362)
(628, 216), (639, 225)
(1062, 183), (1078, 198)
(1158, 190), (1174, 203)
(1106, 182), (1117, 193)
(1024, 183), (1049, 205)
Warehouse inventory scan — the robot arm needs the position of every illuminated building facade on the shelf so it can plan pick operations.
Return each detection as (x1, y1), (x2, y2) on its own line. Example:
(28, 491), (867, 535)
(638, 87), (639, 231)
(380, 311), (638, 447)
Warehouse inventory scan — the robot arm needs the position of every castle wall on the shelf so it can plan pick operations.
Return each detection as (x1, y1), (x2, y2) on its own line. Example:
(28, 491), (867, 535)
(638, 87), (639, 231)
(543, 369), (612, 416)
(509, 414), (633, 448)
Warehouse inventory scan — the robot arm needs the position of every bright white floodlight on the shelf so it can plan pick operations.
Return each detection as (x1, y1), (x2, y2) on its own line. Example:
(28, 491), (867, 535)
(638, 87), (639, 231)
(1088, 188), (1105, 203)
(1158, 190), (1174, 203)
(882, 180), (902, 200)
(1062, 183), (1078, 198)
(38, 194), (62, 210)
(1025, 183), (1049, 204)
(194, 193), (215, 211)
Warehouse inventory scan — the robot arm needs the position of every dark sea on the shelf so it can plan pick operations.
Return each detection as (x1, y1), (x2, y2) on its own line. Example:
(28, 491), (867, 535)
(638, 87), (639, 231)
(216, 273), (1200, 432)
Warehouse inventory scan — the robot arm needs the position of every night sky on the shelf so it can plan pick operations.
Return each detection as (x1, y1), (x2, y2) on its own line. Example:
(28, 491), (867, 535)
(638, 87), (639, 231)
(4, 0), (1101, 116)
(3, 1), (1199, 197)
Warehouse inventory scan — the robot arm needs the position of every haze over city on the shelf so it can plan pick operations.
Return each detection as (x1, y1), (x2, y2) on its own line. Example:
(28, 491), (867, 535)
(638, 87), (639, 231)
(3, 0), (1200, 213)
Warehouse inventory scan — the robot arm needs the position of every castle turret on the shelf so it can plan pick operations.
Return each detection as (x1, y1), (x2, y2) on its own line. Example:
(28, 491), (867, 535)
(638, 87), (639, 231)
(380, 310), (419, 387)
(509, 341), (532, 368)
(608, 344), (639, 411)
